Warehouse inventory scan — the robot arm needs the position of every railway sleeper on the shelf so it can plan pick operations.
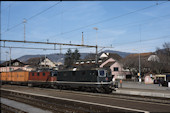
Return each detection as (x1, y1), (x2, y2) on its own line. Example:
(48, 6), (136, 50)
(1, 90), (123, 113)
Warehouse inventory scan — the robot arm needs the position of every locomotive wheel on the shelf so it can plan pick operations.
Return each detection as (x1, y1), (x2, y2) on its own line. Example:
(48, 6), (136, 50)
(104, 88), (113, 94)
(28, 83), (33, 87)
(95, 87), (104, 93)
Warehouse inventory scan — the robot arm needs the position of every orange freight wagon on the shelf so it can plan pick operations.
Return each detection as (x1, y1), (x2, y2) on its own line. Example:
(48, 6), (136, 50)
(11, 71), (29, 82)
(0, 72), (8, 82)
(0, 71), (29, 85)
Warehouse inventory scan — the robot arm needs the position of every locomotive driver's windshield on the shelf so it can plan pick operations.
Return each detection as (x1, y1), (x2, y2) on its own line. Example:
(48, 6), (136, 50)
(99, 70), (105, 77)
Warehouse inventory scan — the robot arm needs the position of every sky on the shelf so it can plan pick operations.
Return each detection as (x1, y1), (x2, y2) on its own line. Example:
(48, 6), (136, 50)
(1, 1), (170, 61)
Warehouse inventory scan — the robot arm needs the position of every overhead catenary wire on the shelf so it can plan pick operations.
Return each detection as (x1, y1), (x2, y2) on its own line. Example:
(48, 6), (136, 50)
(47, 1), (168, 40)
(0, 46), (83, 51)
(102, 13), (170, 30)
(114, 35), (170, 47)
(7, 4), (11, 31)
(38, 12), (170, 43)
(1, 1), (61, 35)
(27, 1), (61, 21)
(1, 34), (169, 51)
(0, 39), (110, 48)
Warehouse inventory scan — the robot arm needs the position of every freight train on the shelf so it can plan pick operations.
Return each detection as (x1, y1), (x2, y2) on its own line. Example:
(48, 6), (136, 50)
(0, 68), (117, 93)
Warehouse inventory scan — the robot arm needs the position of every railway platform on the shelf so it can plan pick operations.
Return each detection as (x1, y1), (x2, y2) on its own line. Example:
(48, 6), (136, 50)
(115, 81), (170, 98)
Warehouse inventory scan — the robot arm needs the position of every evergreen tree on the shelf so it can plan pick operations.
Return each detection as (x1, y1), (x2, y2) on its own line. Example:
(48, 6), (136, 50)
(64, 48), (81, 67)
(64, 48), (73, 67)
(72, 48), (81, 62)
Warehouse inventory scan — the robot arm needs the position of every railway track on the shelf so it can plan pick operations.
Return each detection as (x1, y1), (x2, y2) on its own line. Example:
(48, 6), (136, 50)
(1, 90), (89, 113)
(2, 85), (170, 104)
(1, 103), (28, 113)
(2, 85), (170, 113)
(1, 88), (137, 113)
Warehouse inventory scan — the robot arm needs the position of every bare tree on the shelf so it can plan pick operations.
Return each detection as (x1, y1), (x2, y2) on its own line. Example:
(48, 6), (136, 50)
(155, 42), (170, 73)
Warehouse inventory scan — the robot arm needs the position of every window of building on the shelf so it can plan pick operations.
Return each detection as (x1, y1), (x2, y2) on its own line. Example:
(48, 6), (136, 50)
(114, 67), (119, 71)
(92, 61), (95, 63)
(98, 60), (102, 63)
(80, 62), (84, 64)
(86, 61), (90, 63)
(13, 62), (19, 66)
(76, 62), (79, 64)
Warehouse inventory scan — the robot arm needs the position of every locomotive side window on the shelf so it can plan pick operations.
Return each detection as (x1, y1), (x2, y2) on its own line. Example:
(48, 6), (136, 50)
(82, 71), (86, 75)
(98, 70), (106, 77)
(37, 73), (39, 76)
(72, 71), (76, 76)
(43, 73), (45, 76)
(32, 73), (34, 76)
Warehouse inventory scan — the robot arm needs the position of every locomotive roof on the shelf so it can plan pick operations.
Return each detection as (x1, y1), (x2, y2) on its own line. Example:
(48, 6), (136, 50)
(58, 68), (105, 72)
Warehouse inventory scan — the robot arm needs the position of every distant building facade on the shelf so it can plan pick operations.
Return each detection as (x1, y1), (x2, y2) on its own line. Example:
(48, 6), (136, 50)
(0, 59), (27, 72)
(99, 53), (130, 80)
(25, 56), (57, 70)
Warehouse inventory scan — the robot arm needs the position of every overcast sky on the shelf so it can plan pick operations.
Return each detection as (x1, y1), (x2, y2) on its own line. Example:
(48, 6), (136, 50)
(1, 1), (170, 61)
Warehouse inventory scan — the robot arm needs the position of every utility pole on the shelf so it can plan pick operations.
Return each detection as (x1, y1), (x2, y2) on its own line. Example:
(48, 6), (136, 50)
(139, 25), (142, 83)
(5, 51), (8, 82)
(5, 51), (9, 72)
(44, 49), (46, 68)
(9, 47), (12, 83)
(60, 45), (62, 54)
(23, 19), (27, 42)
(93, 27), (98, 66)
(96, 45), (98, 67)
(9, 47), (11, 71)
(138, 51), (141, 82)
(93, 27), (98, 46)
(82, 32), (84, 45)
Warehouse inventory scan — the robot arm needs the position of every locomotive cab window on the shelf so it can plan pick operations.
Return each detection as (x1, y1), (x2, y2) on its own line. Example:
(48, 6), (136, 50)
(51, 71), (57, 76)
(98, 70), (106, 77)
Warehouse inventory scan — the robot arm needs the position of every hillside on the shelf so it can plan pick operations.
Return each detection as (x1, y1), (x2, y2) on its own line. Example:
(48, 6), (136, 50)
(101, 50), (132, 58)
(17, 50), (132, 63)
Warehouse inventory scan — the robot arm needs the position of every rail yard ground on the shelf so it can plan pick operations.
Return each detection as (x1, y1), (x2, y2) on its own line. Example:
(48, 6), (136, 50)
(1, 84), (170, 113)
(116, 81), (170, 98)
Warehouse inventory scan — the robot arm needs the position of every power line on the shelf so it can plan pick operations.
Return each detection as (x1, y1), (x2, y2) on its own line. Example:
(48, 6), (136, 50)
(47, 1), (168, 40)
(0, 46), (82, 50)
(0, 39), (113, 48)
(114, 35), (170, 47)
(27, 1), (61, 21)
(103, 13), (170, 30)
(7, 4), (11, 31)
(1, 1), (61, 35)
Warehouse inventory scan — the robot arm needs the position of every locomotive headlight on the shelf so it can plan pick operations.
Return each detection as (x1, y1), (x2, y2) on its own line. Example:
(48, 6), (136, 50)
(105, 77), (108, 81)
